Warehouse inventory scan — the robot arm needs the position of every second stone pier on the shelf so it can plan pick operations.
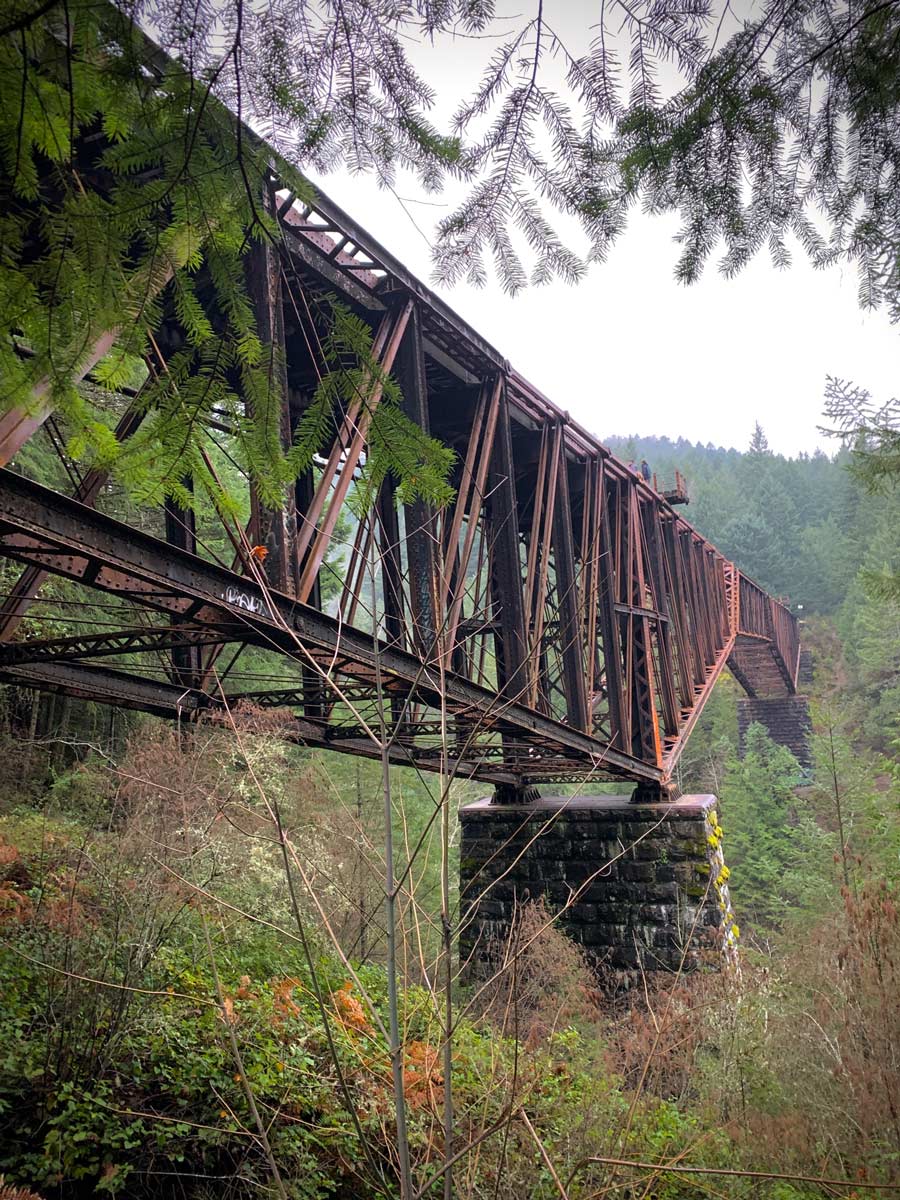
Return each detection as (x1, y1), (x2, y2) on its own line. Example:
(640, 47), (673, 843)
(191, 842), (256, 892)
(459, 794), (736, 986)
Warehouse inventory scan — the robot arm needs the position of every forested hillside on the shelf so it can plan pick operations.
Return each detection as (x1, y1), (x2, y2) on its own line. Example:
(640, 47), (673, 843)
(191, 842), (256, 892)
(608, 429), (884, 609)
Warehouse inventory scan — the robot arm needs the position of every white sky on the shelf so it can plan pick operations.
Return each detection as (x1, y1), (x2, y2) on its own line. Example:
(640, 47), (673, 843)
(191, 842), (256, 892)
(300, 2), (898, 458)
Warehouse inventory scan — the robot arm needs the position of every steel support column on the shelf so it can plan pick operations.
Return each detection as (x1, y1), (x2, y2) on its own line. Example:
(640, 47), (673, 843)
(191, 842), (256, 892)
(551, 435), (588, 733)
(245, 183), (297, 594)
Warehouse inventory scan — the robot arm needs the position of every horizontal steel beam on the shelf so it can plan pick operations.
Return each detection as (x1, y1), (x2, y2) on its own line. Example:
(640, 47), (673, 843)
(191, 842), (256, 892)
(0, 660), (203, 717)
(0, 626), (234, 666)
(0, 657), (522, 785)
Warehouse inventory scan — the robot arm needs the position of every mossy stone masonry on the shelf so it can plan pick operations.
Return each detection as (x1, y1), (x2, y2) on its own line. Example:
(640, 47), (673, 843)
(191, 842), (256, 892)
(459, 794), (737, 986)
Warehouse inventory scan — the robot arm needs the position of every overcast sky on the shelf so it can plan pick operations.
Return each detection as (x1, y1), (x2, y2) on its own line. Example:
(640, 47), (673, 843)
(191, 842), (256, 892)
(298, 1), (897, 459)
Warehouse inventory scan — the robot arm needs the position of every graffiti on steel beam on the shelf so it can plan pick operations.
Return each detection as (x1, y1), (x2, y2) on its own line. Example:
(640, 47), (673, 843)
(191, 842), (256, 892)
(224, 585), (270, 618)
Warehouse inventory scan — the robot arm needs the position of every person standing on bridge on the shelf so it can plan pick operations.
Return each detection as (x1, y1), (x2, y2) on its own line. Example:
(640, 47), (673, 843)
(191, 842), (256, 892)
(640, 459), (651, 483)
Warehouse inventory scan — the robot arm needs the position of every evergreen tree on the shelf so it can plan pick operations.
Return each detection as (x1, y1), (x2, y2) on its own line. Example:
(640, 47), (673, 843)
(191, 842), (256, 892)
(808, 709), (900, 891)
(798, 517), (856, 614)
(723, 724), (813, 931)
(839, 508), (900, 747)
(606, 430), (897, 620)
(718, 510), (782, 590)
(823, 377), (900, 600)
(748, 423), (770, 456)
(0, 0), (455, 510)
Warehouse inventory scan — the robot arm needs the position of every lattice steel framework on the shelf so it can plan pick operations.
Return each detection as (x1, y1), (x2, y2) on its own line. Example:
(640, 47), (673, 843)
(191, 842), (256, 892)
(0, 94), (801, 800)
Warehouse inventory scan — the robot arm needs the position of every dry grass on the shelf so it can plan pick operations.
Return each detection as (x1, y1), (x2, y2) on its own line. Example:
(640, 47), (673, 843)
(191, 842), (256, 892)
(475, 899), (602, 1045)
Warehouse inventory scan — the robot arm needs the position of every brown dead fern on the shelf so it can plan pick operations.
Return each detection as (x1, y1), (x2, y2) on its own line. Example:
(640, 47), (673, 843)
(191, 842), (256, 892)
(0, 1178), (45, 1200)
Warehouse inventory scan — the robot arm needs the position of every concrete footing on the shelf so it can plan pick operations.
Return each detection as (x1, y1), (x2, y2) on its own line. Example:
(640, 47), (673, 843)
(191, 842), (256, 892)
(459, 794), (737, 988)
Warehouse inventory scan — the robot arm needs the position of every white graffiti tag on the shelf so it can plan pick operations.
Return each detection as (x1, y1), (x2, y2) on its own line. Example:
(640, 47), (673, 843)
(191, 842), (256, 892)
(225, 585), (267, 616)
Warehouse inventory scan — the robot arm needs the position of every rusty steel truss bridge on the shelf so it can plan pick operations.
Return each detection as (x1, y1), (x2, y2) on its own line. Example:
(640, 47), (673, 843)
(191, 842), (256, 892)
(0, 124), (801, 802)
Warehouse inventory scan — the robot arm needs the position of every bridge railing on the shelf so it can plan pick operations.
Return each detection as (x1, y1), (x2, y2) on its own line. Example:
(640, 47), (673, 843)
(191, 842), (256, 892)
(736, 573), (800, 690)
(769, 594), (801, 689)
(737, 574), (771, 639)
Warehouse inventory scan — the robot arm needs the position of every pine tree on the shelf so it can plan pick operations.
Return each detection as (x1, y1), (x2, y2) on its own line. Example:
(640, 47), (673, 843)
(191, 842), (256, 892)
(822, 377), (900, 600)
(748, 423), (770, 456)
(723, 724), (814, 931)
(839, 507), (900, 745)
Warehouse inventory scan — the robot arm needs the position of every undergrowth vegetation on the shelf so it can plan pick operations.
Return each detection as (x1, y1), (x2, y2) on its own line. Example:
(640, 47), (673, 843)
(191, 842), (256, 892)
(0, 731), (718, 1198)
(0, 676), (898, 1197)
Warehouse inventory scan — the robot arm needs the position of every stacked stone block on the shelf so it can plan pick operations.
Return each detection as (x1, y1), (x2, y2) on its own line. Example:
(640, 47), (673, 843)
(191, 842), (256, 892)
(737, 695), (812, 771)
(459, 794), (735, 987)
(797, 649), (814, 689)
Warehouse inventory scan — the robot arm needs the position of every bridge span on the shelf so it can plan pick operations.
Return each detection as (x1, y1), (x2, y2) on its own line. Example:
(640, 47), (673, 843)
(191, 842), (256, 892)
(0, 163), (801, 802)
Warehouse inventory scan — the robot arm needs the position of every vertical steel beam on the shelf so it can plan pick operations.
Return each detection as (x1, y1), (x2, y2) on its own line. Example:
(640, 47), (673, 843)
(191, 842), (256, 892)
(525, 424), (561, 709)
(163, 485), (197, 554)
(486, 379), (527, 703)
(394, 304), (438, 659)
(625, 488), (662, 765)
(551, 434), (588, 733)
(596, 469), (626, 752)
(245, 184), (297, 595)
(375, 487), (406, 729)
(678, 530), (709, 684)
(661, 515), (698, 709)
(376, 481), (405, 649)
(442, 377), (501, 665)
(578, 456), (603, 724)
(693, 543), (718, 666)
(485, 385), (533, 799)
(642, 505), (679, 737)
(294, 467), (322, 610)
(163, 480), (202, 687)
(521, 426), (549, 691)
(295, 300), (413, 604)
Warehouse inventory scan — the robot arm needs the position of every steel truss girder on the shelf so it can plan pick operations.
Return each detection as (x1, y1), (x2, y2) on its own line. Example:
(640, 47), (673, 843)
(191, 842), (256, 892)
(0, 69), (801, 793)
(0, 657), (574, 786)
(0, 468), (658, 785)
(0, 625), (233, 667)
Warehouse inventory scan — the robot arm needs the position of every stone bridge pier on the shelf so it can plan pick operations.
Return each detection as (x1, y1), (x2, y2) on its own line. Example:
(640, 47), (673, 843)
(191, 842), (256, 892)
(459, 794), (737, 987)
(737, 696), (812, 771)
(731, 639), (813, 772)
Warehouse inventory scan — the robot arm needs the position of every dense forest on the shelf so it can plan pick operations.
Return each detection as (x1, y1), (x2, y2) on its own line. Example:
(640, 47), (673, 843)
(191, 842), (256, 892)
(1, 421), (898, 1198)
